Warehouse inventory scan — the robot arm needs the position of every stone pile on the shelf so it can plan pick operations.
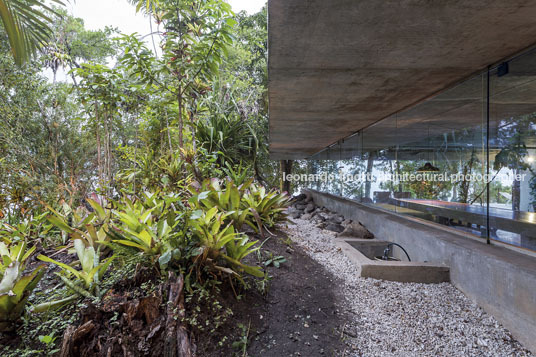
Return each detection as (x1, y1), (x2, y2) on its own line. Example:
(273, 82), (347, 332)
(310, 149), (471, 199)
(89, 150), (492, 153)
(289, 192), (374, 238)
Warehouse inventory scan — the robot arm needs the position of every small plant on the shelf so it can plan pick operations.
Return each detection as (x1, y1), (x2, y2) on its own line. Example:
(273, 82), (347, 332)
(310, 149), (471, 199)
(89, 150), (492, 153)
(243, 184), (291, 234)
(281, 236), (293, 247)
(232, 322), (251, 356)
(263, 252), (286, 268)
(188, 207), (263, 278)
(38, 332), (59, 355)
(254, 272), (272, 296)
(38, 239), (115, 298)
(38, 332), (57, 346)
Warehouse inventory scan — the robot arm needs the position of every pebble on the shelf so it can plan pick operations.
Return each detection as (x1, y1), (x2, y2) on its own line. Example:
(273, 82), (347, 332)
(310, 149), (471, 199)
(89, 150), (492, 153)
(285, 218), (533, 356)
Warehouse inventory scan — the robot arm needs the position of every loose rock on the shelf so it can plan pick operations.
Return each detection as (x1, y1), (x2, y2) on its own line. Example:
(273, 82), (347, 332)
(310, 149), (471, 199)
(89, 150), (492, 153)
(338, 222), (374, 239)
(325, 223), (344, 233)
(304, 203), (315, 213)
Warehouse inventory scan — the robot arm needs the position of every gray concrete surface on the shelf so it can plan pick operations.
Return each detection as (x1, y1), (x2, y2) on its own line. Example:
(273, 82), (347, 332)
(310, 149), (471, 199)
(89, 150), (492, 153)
(306, 190), (536, 353)
(268, 0), (536, 159)
(336, 238), (450, 283)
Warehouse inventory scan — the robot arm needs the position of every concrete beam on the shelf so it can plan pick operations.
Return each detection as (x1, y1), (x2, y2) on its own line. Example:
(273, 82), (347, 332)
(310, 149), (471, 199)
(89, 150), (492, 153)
(269, 0), (536, 159)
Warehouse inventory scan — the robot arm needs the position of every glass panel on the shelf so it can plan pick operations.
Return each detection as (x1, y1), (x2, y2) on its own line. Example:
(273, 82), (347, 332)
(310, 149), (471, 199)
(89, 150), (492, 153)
(362, 115), (398, 210)
(305, 47), (536, 251)
(393, 72), (487, 237)
(489, 48), (536, 250)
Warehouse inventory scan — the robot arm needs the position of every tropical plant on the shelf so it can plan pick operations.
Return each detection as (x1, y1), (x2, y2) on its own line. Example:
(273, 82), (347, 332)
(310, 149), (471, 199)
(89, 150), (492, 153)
(107, 192), (184, 269)
(223, 162), (252, 187)
(0, 0), (64, 65)
(38, 239), (115, 298)
(188, 178), (255, 231)
(124, 0), (236, 150)
(195, 113), (258, 166)
(116, 148), (189, 192)
(0, 212), (50, 245)
(188, 207), (263, 278)
(243, 184), (291, 232)
(225, 234), (259, 263)
(46, 199), (110, 247)
(0, 260), (45, 331)
(0, 240), (36, 278)
(263, 253), (286, 268)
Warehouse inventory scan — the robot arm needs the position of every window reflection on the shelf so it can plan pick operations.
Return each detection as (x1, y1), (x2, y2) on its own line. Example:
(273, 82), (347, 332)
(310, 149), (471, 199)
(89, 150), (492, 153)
(307, 47), (536, 251)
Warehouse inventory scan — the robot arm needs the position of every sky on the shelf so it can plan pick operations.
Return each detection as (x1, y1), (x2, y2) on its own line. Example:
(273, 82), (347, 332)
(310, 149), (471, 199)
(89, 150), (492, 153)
(68, 0), (266, 35)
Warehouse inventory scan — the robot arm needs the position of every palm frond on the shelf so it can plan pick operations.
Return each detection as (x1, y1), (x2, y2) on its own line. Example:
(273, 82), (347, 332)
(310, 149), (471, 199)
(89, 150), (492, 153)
(127, 0), (159, 15)
(0, 0), (64, 65)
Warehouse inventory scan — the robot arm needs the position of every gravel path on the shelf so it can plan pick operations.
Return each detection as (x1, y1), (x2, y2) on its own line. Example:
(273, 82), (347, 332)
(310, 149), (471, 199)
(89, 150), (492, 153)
(285, 218), (533, 356)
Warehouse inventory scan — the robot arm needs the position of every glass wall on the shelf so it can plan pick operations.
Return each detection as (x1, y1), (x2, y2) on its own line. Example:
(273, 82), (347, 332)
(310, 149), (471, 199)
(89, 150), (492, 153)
(307, 47), (536, 251)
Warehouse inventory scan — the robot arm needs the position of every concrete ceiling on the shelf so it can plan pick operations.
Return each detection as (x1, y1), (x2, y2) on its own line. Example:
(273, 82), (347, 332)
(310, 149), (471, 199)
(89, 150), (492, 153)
(268, 0), (536, 160)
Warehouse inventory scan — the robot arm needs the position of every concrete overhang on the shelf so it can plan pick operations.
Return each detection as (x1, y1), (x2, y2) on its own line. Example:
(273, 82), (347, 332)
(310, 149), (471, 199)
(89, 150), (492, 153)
(268, 0), (536, 160)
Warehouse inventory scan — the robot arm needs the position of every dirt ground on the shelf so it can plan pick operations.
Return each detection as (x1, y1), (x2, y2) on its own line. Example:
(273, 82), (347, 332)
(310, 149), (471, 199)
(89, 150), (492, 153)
(0, 228), (349, 357)
(244, 229), (348, 357)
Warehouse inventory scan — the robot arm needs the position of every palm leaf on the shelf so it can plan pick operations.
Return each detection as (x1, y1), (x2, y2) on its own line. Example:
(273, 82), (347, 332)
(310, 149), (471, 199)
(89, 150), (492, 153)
(0, 0), (64, 65)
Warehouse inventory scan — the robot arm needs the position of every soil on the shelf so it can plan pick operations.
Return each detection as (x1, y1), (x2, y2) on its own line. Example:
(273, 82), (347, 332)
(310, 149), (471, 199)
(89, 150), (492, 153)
(0, 227), (348, 356)
(244, 229), (348, 357)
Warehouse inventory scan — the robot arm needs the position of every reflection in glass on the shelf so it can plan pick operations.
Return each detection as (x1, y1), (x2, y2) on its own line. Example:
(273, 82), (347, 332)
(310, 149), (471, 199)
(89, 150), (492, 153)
(306, 47), (536, 251)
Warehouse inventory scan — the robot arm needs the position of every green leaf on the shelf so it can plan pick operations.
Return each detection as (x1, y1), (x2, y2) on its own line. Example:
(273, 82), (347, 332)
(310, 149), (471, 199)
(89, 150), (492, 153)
(47, 215), (74, 234)
(37, 254), (81, 279)
(0, 261), (20, 293)
(86, 198), (106, 221)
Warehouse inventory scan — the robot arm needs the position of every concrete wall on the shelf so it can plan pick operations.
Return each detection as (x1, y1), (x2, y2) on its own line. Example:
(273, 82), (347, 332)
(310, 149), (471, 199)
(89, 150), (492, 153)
(307, 190), (536, 353)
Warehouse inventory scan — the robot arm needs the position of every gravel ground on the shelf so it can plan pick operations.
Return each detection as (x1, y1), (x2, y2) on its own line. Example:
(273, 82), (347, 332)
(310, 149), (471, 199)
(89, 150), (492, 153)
(285, 218), (533, 357)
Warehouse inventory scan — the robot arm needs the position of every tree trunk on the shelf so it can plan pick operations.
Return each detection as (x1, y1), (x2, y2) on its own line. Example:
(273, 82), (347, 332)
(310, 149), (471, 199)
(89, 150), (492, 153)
(165, 109), (173, 152)
(512, 169), (521, 211)
(95, 104), (102, 183)
(458, 148), (475, 203)
(280, 160), (293, 194)
(106, 116), (112, 184)
(364, 152), (375, 199)
(178, 89), (183, 152)
(103, 114), (110, 183)
(164, 272), (192, 357)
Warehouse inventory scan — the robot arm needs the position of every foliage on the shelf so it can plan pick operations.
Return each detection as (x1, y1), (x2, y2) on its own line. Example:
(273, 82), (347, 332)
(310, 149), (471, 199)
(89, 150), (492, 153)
(45, 198), (110, 247)
(38, 239), (114, 298)
(108, 192), (184, 265)
(195, 112), (257, 166)
(116, 148), (190, 192)
(0, 240), (36, 278)
(0, 213), (50, 245)
(0, 0), (64, 65)
(0, 237), (55, 332)
(223, 162), (252, 186)
(188, 207), (262, 278)
(0, 3), (282, 353)
(42, 9), (117, 81)
(0, 260), (45, 331)
(188, 178), (255, 231)
(243, 184), (291, 231)
(263, 253), (286, 268)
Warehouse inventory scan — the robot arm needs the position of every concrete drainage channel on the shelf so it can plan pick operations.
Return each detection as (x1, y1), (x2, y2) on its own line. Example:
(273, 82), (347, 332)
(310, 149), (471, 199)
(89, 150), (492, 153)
(335, 238), (450, 283)
(290, 192), (450, 284)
